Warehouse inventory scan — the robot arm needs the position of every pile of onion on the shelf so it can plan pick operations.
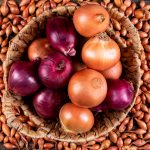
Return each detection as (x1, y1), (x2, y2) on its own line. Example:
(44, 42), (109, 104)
(8, 50), (73, 119)
(7, 3), (135, 135)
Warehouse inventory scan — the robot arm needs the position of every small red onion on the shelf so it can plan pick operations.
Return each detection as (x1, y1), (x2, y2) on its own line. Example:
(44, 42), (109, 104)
(38, 52), (73, 89)
(8, 61), (40, 96)
(106, 79), (134, 110)
(33, 88), (66, 118)
(46, 16), (77, 56)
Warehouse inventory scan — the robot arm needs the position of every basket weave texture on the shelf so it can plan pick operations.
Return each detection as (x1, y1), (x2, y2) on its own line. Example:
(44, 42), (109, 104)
(2, 3), (144, 143)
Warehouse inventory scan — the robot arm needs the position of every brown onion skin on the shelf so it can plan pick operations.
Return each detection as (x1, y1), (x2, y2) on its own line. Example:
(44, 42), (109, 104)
(82, 33), (121, 71)
(68, 68), (107, 108)
(73, 4), (110, 37)
(101, 61), (122, 79)
(59, 103), (94, 134)
(28, 38), (53, 61)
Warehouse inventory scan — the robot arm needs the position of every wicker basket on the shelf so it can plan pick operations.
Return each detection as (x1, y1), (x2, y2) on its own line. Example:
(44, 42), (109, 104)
(2, 2), (144, 143)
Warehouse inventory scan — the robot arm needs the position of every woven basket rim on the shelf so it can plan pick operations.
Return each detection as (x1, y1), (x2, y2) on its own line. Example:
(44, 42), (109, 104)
(2, 3), (144, 143)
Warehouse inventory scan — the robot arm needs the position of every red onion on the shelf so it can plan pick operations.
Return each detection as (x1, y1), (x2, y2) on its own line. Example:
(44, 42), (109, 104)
(38, 52), (73, 89)
(33, 88), (66, 118)
(106, 79), (134, 110)
(91, 100), (109, 112)
(46, 16), (77, 56)
(8, 61), (40, 96)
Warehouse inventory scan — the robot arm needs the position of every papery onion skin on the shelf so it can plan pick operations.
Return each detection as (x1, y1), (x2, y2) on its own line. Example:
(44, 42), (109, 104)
(59, 103), (94, 134)
(101, 61), (122, 79)
(33, 88), (66, 119)
(73, 4), (110, 37)
(28, 38), (54, 61)
(46, 16), (77, 56)
(82, 33), (121, 71)
(8, 61), (40, 96)
(106, 79), (134, 110)
(38, 52), (73, 89)
(68, 68), (107, 108)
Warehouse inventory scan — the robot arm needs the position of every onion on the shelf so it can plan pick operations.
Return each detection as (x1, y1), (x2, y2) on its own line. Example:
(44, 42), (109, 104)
(68, 68), (107, 108)
(59, 103), (94, 134)
(91, 100), (109, 112)
(8, 61), (40, 96)
(46, 16), (77, 56)
(38, 52), (73, 89)
(101, 61), (122, 79)
(82, 33), (120, 71)
(28, 38), (54, 61)
(106, 79), (134, 110)
(33, 88), (66, 118)
(73, 4), (110, 37)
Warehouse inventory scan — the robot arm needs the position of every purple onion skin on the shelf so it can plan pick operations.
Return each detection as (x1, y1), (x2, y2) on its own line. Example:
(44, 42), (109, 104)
(91, 100), (109, 112)
(33, 88), (66, 118)
(38, 52), (73, 89)
(106, 79), (134, 110)
(46, 16), (77, 56)
(8, 61), (40, 96)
